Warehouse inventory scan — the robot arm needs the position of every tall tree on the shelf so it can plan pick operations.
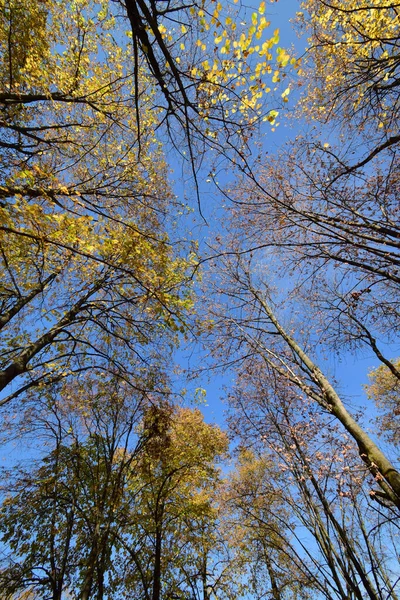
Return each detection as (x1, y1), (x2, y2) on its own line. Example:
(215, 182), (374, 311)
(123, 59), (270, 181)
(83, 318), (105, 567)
(0, 385), (229, 600)
(223, 448), (316, 600)
(0, 376), (148, 600)
(119, 405), (228, 600)
(208, 254), (400, 505)
(0, 0), (195, 405)
(225, 361), (400, 599)
(206, 0), (400, 507)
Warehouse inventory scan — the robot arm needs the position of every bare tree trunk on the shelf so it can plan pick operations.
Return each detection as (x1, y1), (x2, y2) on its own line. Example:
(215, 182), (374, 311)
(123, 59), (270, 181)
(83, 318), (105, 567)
(250, 287), (400, 507)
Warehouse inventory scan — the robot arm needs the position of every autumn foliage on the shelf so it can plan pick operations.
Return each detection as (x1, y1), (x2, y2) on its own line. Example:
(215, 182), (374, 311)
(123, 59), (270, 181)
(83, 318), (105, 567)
(0, 0), (399, 599)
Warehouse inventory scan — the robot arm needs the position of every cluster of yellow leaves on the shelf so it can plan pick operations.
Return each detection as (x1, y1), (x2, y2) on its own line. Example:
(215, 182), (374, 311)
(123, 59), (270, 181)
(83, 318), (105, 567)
(169, 406), (228, 463)
(0, 0), (49, 90)
(156, 0), (297, 129)
(135, 405), (228, 524)
(298, 0), (400, 129)
(366, 359), (400, 404)
(0, 194), (193, 334)
(0, 0), (116, 94)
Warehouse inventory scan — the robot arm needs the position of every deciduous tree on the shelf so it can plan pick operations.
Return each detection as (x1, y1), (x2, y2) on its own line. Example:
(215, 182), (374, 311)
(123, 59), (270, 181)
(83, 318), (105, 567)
(0, 382), (229, 600)
(0, 0), (195, 405)
(206, 0), (400, 508)
(0, 377), (148, 599)
(119, 404), (228, 600)
(225, 360), (400, 599)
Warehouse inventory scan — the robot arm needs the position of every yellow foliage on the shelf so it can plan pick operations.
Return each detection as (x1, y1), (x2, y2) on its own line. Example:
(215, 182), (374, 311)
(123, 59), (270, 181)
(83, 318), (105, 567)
(134, 0), (296, 133)
(0, 0), (194, 398)
(298, 0), (400, 128)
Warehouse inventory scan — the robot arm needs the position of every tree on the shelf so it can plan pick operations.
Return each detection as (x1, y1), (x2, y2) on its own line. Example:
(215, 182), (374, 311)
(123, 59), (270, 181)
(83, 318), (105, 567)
(223, 448), (316, 600)
(225, 360), (400, 600)
(205, 0), (400, 507)
(0, 0), (196, 405)
(297, 0), (400, 136)
(0, 376), (148, 599)
(228, 126), (400, 374)
(0, 382), (229, 600)
(119, 405), (228, 600)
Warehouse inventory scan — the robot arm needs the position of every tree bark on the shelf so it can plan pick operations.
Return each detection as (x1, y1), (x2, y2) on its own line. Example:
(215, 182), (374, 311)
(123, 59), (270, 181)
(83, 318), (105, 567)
(152, 525), (162, 600)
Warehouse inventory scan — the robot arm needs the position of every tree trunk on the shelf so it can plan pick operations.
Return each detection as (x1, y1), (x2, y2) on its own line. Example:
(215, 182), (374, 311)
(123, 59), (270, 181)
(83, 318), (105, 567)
(152, 526), (162, 600)
(253, 289), (400, 508)
(0, 280), (103, 397)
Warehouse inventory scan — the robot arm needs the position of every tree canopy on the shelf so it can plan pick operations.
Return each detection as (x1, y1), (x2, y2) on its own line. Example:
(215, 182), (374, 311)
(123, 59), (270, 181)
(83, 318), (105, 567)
(0, 1), (400, 599)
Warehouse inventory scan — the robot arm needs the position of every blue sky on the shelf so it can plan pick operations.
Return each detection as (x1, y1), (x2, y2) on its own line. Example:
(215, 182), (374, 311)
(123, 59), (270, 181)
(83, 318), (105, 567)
(171, 0), (303, 419)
